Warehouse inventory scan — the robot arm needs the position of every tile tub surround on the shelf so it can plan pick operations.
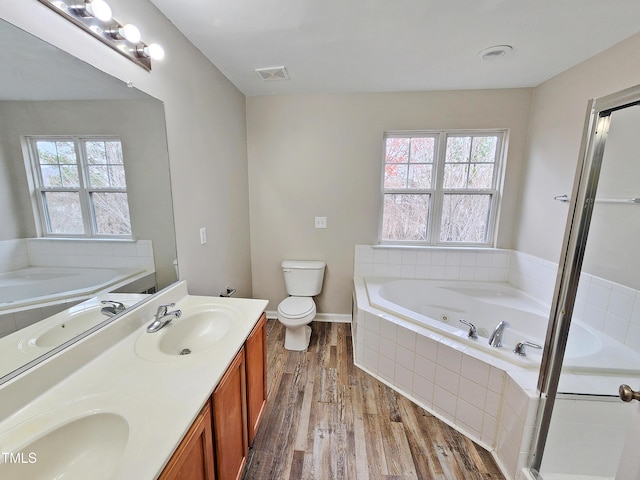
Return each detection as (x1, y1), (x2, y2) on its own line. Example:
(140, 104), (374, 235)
(353, 277), (539, 480)
(355, 245), (640, 354)
(21, 238), (154, 271)
(353, 244), (640, 479)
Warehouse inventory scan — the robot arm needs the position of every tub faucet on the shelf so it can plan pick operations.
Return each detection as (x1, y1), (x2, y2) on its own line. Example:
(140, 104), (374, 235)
(101, 300), (126, 317)
(459, 319), (478, 339)
(147, 303), (182, 333)
(488, 321), (510, 348)
(513, 341), (543, 356)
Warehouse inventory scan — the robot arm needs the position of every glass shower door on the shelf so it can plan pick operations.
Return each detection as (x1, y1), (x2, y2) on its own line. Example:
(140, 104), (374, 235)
(535, 100), (640, 479)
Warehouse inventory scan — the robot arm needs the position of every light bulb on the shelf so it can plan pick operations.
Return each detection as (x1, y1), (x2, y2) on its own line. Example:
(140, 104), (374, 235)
(120, 24), (141, 43)
(147, 43), (165, 60)
(136, 43), (165, 60)
(85, 0), (112, 22)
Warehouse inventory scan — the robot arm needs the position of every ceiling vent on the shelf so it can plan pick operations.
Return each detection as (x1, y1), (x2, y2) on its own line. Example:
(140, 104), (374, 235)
(255, 66), (289, 81)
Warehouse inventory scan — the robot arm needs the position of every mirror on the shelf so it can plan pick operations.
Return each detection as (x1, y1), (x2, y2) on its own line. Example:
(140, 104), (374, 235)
(0, 19), (178, 380)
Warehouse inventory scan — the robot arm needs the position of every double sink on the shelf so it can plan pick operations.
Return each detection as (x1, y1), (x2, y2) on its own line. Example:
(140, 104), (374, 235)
(0, 283), (267, 479)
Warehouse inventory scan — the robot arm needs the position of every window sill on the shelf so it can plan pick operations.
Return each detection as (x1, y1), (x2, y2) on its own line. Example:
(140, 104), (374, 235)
(373, 244), (501, 252)
(32, 237), (136, 243)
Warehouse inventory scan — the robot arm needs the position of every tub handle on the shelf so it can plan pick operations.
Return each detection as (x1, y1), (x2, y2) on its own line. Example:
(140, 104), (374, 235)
(513, 341), (542, 356)
(459, 319), (478, 340)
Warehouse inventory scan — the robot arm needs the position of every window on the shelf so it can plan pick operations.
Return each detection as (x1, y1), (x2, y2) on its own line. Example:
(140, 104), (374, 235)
(380, 130), (506, 246)
(26, 136), (131, 238)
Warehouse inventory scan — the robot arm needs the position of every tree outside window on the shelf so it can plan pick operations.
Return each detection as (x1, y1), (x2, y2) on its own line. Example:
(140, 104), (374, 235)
(380, 131), (505, 246)
(29, 137), (131, 238)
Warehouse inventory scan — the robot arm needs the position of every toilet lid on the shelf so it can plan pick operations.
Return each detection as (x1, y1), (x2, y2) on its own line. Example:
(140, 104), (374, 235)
(278, 297), (314, 318)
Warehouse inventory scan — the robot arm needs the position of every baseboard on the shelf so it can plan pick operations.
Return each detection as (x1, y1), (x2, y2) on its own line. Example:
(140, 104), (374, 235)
(265, 311), (352, 323)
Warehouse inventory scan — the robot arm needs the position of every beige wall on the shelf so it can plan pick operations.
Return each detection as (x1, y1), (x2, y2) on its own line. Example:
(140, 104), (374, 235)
(514, 32), (640, 265)
(247, 89), (533, 314)
(0, 1), (253, 298)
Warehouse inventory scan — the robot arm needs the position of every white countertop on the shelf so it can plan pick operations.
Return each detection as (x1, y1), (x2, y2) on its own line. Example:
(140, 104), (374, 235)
(0, 281), (268, 479)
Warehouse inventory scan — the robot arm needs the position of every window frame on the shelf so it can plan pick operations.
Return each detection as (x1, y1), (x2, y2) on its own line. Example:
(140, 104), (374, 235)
(24, 135), (132, 239)
(378, 129), (507, 247)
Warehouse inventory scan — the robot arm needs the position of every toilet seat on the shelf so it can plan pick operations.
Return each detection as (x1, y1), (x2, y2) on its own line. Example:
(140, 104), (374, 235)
(277, 296), (314, 318)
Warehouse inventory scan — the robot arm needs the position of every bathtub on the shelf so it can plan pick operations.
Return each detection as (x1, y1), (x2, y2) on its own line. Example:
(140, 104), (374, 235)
(0, 266), (148, 313)
(362, 277), (640, 374)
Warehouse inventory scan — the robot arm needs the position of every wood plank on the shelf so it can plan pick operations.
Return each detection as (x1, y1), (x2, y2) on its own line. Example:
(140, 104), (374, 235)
(243, 320), (505, 480)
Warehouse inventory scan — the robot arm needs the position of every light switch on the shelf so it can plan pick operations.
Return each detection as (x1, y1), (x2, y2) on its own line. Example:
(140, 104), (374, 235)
(199, 227), (207, 244)
(315, 217), (327, 229)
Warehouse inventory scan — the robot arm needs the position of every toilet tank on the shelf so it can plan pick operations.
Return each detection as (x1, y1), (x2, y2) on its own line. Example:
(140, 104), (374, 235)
(281, 260), (326, 296)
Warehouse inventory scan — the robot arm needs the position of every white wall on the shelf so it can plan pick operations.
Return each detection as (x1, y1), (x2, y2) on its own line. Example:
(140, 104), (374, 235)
(247, 89), (533, 314)
(0, 1), (253, 298)
(514, 32), (640, 265)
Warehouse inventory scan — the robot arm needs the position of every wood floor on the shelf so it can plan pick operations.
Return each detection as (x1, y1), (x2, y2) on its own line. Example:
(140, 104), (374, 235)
(242, 320), (505, 480)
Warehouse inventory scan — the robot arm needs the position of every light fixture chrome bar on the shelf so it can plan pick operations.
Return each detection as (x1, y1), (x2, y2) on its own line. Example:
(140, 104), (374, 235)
(554, 194), (640, 204)
(37, 0), (155, 71)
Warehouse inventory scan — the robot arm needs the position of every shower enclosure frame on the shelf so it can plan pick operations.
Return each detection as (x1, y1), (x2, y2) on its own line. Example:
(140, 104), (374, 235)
(528, 83), (640, 476)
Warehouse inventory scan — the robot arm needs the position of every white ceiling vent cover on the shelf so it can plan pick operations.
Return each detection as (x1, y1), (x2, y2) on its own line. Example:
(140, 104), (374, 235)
(255, 66), (289, 81)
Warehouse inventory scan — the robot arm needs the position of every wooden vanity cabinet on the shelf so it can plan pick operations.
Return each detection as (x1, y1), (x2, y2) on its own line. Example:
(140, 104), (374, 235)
(212, 347), (248, 480)
(160, 314), (267, 480)
(245, 312), (267, 445)
(158, 403), (215, 480)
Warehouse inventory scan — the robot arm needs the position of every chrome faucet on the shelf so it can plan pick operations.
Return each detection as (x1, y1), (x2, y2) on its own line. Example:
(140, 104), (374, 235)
(513, 341), (543, 356)
(459, 319), (478, 339)
(146, 303), (182, 333)
(101, 300), (126, 317)
(488, 321), (510, 347)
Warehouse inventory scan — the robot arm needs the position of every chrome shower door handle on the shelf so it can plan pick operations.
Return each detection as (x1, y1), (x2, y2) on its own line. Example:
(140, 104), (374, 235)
(619, 384), (640, 403)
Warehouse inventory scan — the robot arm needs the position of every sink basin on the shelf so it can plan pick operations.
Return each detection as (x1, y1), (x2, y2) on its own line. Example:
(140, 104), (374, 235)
(0, 412), (129, 479)
(158, 309), (232, 355)
(136, 304), (236, 359)
(30, 307), (107, 348)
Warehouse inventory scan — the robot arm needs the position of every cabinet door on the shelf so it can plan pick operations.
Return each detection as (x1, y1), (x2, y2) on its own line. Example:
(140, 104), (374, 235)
(212, 347), (248, 480)
(159, 403), (215, 480)
(245, 313), (267, 445)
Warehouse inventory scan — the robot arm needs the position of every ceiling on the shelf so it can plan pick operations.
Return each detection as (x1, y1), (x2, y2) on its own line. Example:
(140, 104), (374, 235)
(150, 0), (640, 97)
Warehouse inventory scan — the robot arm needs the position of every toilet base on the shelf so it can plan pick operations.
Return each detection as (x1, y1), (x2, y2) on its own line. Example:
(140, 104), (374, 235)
(284, 324), (312, 351)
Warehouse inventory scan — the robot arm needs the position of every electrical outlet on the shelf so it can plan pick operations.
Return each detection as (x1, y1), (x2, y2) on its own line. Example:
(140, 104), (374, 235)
(199, 227), (207, 245)
(314, 216), (327, 229)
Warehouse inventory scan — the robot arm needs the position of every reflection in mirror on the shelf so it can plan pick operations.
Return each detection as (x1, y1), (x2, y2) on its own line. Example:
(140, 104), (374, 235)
(0, 19), (177, 382)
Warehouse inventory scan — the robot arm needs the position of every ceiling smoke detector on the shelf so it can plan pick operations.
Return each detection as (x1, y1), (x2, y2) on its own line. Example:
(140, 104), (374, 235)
(478, 45), (513, 61)
(255, 66), (289, 81)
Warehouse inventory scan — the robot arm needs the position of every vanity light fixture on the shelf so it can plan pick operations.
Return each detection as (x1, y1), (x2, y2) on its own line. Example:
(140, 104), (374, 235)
(37, 0), (164, 71)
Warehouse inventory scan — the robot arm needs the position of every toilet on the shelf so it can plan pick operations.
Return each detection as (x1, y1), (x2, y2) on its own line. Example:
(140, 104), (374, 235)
(277, 260), (326, 351)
